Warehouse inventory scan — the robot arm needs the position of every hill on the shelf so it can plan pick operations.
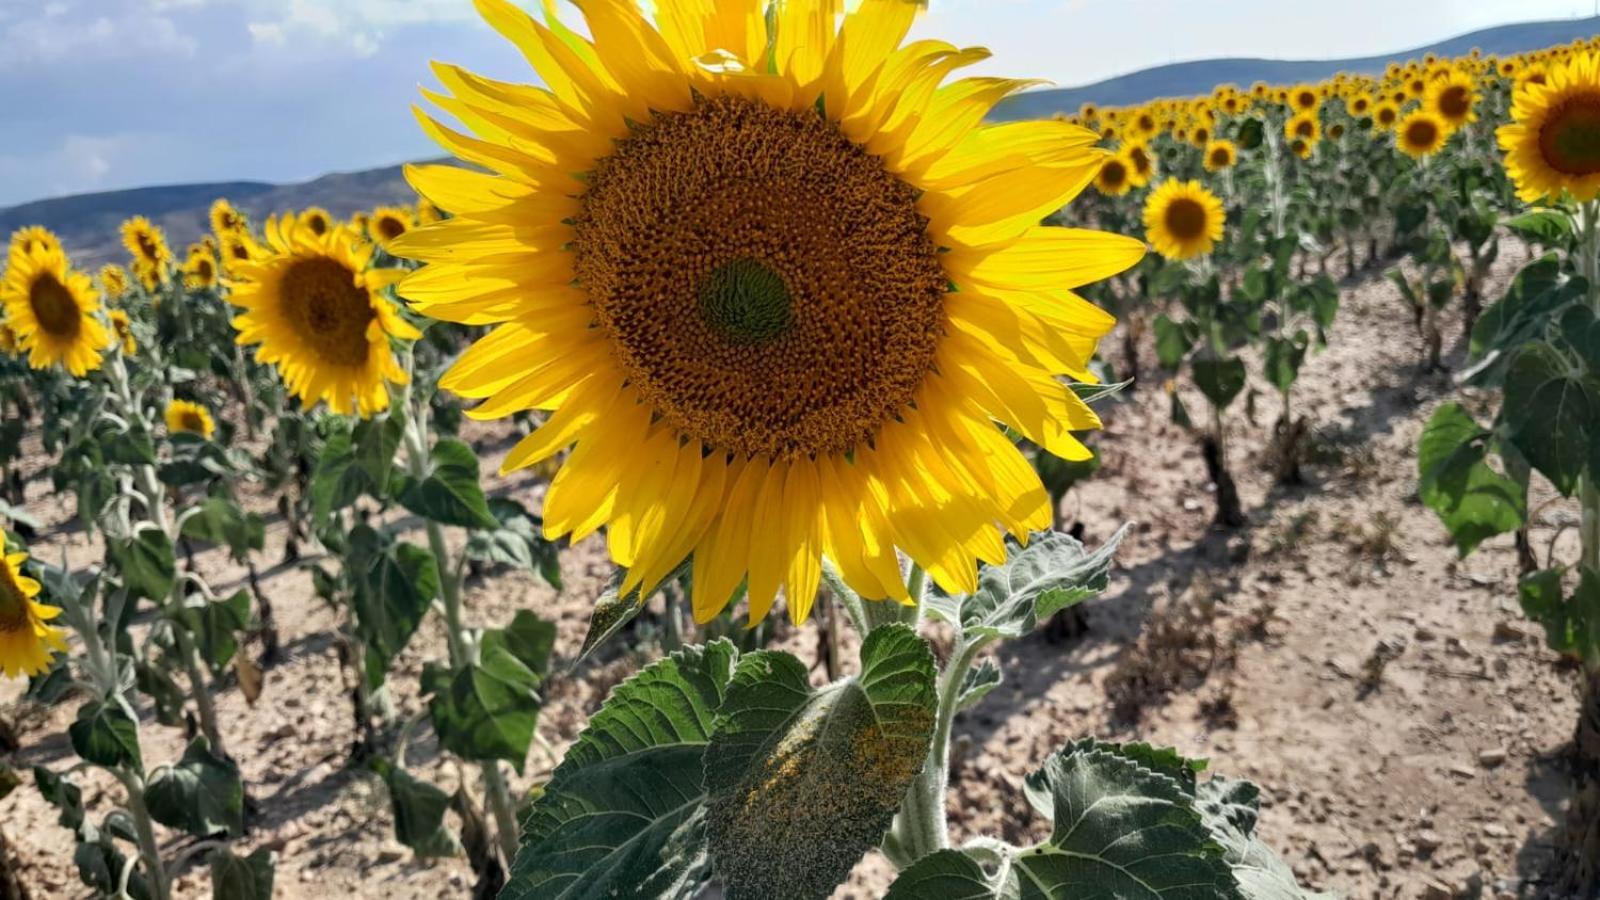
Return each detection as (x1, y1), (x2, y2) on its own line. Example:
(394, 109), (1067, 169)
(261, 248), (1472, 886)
(992, 16), (1600, 120)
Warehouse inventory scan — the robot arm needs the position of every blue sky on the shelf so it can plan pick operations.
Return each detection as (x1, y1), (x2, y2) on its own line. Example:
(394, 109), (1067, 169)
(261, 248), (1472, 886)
(0, 0), (1594, 208)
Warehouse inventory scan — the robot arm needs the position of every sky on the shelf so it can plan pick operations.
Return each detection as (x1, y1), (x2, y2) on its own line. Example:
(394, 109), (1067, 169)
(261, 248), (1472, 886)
(1, 0), (1596, 208)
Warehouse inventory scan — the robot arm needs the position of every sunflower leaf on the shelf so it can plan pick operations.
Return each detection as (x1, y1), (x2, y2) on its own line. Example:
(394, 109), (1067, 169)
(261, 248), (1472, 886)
(145, 736), (244, 838)
(1416, 402), (1526, 555)
(925, 528), (1126, 642)
(395, 437), (498, 529)
(704, 623), (937, 900)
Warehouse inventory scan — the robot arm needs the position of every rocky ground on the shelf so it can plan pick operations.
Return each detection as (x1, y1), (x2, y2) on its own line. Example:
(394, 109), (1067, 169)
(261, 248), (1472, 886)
(0, 237), (1584, 899)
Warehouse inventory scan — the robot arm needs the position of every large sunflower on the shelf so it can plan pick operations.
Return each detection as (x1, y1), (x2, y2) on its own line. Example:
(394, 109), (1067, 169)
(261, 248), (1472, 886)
(1426, 70), (1478, 129)
(121, 216), (172, 269)
(230, 217), (417, 417)
(1397, 109), (1450, 158)
(1499, 51), (1600, 203)
(0, 552), (66, 679)
(0, 244), (110, 375)
(165, 399), (216, 439)
(1144, 180), (1225, 260)
(397, 0), (1143, 624)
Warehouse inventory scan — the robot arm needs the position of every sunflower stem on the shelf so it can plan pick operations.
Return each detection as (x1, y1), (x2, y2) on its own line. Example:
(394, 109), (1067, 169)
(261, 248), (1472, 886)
(1582, 201), (1600, 576)
(115, 769), (171, 900)
(820, 562), (868, 638)
(481, 761), (522, 863)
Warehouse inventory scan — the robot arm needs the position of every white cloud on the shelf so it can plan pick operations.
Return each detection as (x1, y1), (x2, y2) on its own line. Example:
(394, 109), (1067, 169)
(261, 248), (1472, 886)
(0, 3), (196, 66)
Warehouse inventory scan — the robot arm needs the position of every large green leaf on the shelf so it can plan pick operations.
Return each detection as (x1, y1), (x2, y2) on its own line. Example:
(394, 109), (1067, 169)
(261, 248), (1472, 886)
(69, 698), (142, 771)
(145, 736), (244, 837)
(310, 414), (403, 525)
(485, 609), (556, 677)
(396, 438), (498, 529)
(1198, 778), (1334, 900)
(1504, 209), (1576, 249)
(347, 528), (440, 689)
(1502, 341), (1600, 496)
(185, 589), (252, 676)
(705, 623), (937, 900)
(33, 765), (85, 829)
(179, 497), (264, 562)
(1263, 333), (1309, 394)
(1416, 403), (1526, 556)
(1193, 355), (1247, 410)
(505, 641), (738, 900)
(209, 847), (275, 900)
(374, 760), (461, 858)
(1153, 315), (1193, 370)
(1519, 567), (1600, 668)
(465, 497), (563, 588)
(110, 527), (175, 601)
(924, 528), (1126, 641)
(422, 642), (542, 770)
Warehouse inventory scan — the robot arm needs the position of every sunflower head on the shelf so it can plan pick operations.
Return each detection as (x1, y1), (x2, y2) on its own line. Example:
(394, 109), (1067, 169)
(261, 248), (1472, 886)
(121, 216), (171, 268)
(1374, 100), (1402, 131)
(1291, 84), (1321, 113)
(0, 552), (66, 680)
(110, 308), (136, 355)
(7, 226), (62, 268)
(221, 232), (263, 270)
(1398, 109), (1450, 158)
(369, 206), (413, 249)
(0, 323), (17, 355)
(211, 198), (247, 237)
(1289, 137), (1312, 160)
(99, 264), (130, 299)
(1499, 51), (1600, 203)
(165, 399), (216, 439)
(133, 258), (165, 292)
(397, 0), (1143, 624)
(1285, 113), (1321, 144)
(1427, 70), (1478, 127)
(1095, 153), (1134, 196)
(0, 243), (110, 376)
(1348, 93), (1373, 116)
(183, 251), (219, 291)
(230, 216), (418, 417)
(1144, 179), (1226, 261)
(1203, 139), (1238, 172)
(1124, 141), (1156, 186)
(299, 207), (334, 237)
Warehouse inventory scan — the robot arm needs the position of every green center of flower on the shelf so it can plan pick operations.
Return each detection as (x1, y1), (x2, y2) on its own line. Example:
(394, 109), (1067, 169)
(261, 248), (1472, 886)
(28, 272), (80, 339)
(699, 258), (794, 347)
(1541, 94), (1600, 175)
(282, 256), (374, 367)
(1164, 197), (1209, 242)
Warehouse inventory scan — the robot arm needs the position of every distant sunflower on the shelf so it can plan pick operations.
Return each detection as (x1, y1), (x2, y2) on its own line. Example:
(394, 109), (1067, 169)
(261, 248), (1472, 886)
(165, 399), (215, 439)
(1290, 84), (1321, 113)
(1289, 137), (1313, 160)
(1095, 154), (1134, 196)
(1397, 110), (1450, 158)
(1348, 93), (1373, 117)
(1144, 180), (1225, 260)
(0, 245), (110, 375)
(1373, 100), (1402, 131)
(1427, 70), (1478, 128)
(230, 217), (417, 417)
(220, 232), (263, 270)
(299, 207), (334, 237)
(0, 324), (17, 355)
(109, 309), (136, 355)
(211, 198), (246, 236)
(99, 264), (130, 300)
(183, 252), (219, 291)
(1203, 140), (1238, 172)
(369, 206), (413, 250)
(399, 0), (1143, 623)
(1285, 113), (1321, 144)
(121, 216), (171, 269)
(133, 259), (165, 292)
(1125, 141), (1156, 186)
(0, 552), (66, 680)
(1499, 51), (1600, 202)
(7, 226), (61, 267)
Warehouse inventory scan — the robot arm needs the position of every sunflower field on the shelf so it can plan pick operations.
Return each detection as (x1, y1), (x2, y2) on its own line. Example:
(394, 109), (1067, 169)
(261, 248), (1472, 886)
(1, 1), (1599, 898)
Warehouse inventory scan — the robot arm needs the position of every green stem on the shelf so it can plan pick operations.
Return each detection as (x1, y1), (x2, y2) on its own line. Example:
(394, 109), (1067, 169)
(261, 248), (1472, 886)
(820, 563), (869, 638)
(1580, 201), (1600, 575)
(1582, 478), (1600, 575)
(896, 636), (990, 865)
(481, 762), (522, 862)
(115, 770), (171, 900)
(171, 623), (228, 759)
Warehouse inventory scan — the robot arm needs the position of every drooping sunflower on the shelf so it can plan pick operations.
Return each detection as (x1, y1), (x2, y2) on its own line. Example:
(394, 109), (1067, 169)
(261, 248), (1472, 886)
(211, 198), (247, 237)
(0, 552), (66, 679)
(7, 226), (62, 267)
(1203, 139), (1238, 172)
(0, 245), (110, 375)
(165, 399), (216, 439)
(99, 264), (130, 300)
(1124, 140), (1157, 187)
(1426, 70), (1478, 128)
(183, 251), (219, 291)
(369, 206), (413, 250)
(230, 217), (418, 417)
(397, 0), (1143, 624)
(121, 216), (172, 270)
(109, 309), (136, 355)
(220, 232), (264, 270)
(1285, 113), (1320, 144)
(133, 259), (165, 292)
(1144, 180), (1225, 261)
(299, 207), (334, 237)
(1397, 109), (1450, 158)
(1499, 51), (1600, 203)
(1095, 153), (1135, 196)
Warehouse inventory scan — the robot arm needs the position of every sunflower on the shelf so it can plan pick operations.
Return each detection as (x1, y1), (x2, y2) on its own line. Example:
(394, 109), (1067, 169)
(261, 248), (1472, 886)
(0, 324), (16, 355)
(1203, 139), (1238, 172)
(133, 259), (165, 292)
(0, 552), (66, 679)
(1285, 113), (1320, 144)
(1290, 84), (1321, 113)
(1373, 100), (1402, 131)
(164, 399), (216, 439)
(1125, 141), (1156, 186)
(1427, 70), (1478, 128)
(299, 207), (334, 237)
(220, 232), (264, 270)
(397, 0), (1143, 624)
(230, 216), (418, 417)
(1095, 153), (1134, 196)
(1499, 51), (1600, 203)
(1144, 180), (1225, 261)
(99, 264), (130, 300)
(121, 216), (171, 269)
(211, 198), (246, 237)
(0, 244), (110, 375)
(7, 226), (62, 267)
(1347, 93), (1373, 117)
(416, 199), (443, 225)
(1397, 109), (1450, 158)
(183, 251), (219, 291)
(369, 206), (413, 250)
(109, 309), (136, 355)
(1289, 137), (1313, 160)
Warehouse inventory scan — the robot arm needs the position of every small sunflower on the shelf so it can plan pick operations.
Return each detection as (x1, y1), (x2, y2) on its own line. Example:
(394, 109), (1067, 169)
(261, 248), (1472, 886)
(1373, 100), (1402, 131)
(211, 198), (247, 237)
(1095, 152), (1134, 196)
(1203, 140), (1238, 172)
(369, 206), (413, 250)
(399, 0), (1143, 623)
(1348, 93), (1373, 117)
(7, 226), (62, 267)
(0, 552), (66, 680)
(1144, 180), (1225, 261)
(1285, 113), (1321, 144)
(1427, 70), (1478, 128)
(133, 259), (165, 292)
(1397, 109), (1450, 158)
(0, 245), (110, 375)
(165, 399), (216, 439)
(109, 309), (136, 355)
(183, 251), (219, 291)
(230, 217), (418, 417)
(121, 216), (172, 269)
(0, 324), (17, 355)
(1125, 141), (1156, 187)
(99, 264), (130, 300)
(299, 207), (334, 237)
(1290, 84), (1321, 113)
(1289, 137), (1313, 160)
(220, 232), (264, 270)
(1499, 51), (1600, 203)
